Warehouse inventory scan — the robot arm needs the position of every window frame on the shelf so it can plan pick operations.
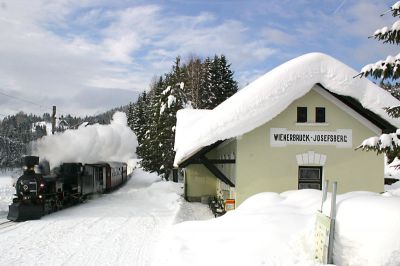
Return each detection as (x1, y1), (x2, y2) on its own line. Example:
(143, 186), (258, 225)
(297, 107), (307, 123)
(315, 107), (326, 123)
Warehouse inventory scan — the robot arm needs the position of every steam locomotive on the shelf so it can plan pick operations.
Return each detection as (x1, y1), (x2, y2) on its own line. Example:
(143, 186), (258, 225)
(7, 156), (128, 222)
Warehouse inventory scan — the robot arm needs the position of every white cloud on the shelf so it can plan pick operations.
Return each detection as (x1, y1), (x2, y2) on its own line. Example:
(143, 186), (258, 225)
(337, 1), (393, 37)
(152, 18), (276, 68)
(0, 1), (155, 115)
(261, 27), (295, 45)
(4, 0), (391, 118)
(0, 0), (279, 117)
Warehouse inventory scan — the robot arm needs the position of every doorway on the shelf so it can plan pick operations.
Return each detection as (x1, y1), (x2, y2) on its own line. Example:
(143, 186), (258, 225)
(298, 166), (322, 190)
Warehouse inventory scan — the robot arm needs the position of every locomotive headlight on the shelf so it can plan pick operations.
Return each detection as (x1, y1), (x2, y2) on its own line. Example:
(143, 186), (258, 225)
(40, 183), (45, 187)
(38, 195), (43, 199)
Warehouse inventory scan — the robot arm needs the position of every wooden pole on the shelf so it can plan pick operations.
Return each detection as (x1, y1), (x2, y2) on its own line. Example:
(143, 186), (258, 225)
(328, 181), (337, 264)
(321, 179), (329, 211)
(51, 106), (56, 135)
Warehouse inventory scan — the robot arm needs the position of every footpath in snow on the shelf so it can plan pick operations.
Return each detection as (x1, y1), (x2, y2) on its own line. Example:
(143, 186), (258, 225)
(0, 169), (213, 265)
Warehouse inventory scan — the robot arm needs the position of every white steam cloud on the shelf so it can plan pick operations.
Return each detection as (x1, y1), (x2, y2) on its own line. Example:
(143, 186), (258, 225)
(32, 112), (138, 168)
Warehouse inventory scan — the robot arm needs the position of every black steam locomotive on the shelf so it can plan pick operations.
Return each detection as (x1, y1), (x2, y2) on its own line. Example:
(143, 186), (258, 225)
(8, 156), (128, 221)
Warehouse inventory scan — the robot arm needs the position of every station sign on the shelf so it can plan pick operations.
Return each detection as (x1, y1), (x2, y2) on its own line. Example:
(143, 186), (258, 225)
(315, 211), (331, 264)
(270, 128), (352, 148)
(224, 199), (235, 211)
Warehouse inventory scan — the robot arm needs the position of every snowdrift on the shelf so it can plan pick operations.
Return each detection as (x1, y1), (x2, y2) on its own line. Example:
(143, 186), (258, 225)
(154, 189), (400, 266)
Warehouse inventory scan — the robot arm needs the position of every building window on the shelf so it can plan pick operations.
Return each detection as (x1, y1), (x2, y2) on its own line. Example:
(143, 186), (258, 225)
(316, 107), (325, 123)
(298, 166), (322, 190)
(297, 107), (307, 123)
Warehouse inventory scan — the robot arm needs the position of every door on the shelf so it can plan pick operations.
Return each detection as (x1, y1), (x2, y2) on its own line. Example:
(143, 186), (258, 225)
(298, 166), (322, 190)
(98, 168), (103, 193)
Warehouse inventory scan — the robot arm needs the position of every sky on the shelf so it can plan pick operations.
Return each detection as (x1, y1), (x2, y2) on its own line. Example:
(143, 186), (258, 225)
(0, 0), (398, 118)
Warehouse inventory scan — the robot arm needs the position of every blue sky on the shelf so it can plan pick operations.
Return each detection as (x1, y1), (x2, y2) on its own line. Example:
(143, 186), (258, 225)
(0, 0), (397, 117)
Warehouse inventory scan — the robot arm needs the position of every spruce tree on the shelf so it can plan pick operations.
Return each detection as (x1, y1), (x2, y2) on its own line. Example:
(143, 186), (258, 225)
(140, 77), (164, 173)
(156, 57), (189, 179)
(358, 2), (400, 164)
(130, 54), (239, 177)
(216, 54), (238, 105)
(131, 91), (148, 143)
(127, 102), (135, 131)
(199, 55), (238, 109)
(381, 81), (400, 101)
(200, 56), (216, 109)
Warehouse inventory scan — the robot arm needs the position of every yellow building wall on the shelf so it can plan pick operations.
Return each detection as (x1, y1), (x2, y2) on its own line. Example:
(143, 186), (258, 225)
(183, 86), (386, 206)
(207, 140), (237, 183)
(236, 86), (384, 205)
(185, 164), (217, 201)
(208, 140), (237, 199)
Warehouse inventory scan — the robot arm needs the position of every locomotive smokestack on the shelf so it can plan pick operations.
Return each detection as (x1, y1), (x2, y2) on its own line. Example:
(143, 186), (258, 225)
(23, 156), (39, 173)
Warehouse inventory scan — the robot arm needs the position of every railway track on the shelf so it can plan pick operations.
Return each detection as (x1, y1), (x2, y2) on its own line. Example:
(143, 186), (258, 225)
(0, 220), (16, 230)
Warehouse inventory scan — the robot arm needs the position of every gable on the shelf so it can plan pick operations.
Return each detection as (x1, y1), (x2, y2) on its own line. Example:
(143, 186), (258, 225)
(265, 85), (383, 139)
(174, 53), (400, 167)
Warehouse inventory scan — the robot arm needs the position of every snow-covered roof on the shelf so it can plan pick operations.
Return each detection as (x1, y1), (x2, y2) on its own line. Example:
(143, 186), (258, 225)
(174, 53), (400, 167)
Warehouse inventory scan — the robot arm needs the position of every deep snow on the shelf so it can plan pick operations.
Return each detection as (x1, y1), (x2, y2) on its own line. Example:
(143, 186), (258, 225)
(154, 189), (400, 266)
(0, 169), (213, 265)
(1, 169), (400, 265)
(0, 169), (20, 217)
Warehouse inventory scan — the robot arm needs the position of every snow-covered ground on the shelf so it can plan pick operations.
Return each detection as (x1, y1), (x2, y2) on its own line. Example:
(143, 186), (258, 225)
(0, 169), (20, 218)
(1, 169), (400, 265)
(154, 188), (400, 266)
(0, 169), (213, 265)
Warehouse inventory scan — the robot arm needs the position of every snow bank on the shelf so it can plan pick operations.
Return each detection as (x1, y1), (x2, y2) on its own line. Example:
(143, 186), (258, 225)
(32, 112), (138, 168)
(154, 190), (400, 266)
(0, 176), (13, 215)
(174, 53), (400, 166)
(0, 169), (213, 265)
(0, 170), (20, 216)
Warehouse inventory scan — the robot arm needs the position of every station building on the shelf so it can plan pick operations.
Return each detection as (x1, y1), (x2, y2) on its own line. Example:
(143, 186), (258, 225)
(173, 53), (400, 207)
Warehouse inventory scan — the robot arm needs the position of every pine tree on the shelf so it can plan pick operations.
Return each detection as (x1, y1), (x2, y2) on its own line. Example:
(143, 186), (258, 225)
(358, 2), (400, 164)
(127, 102), (135, 131)
(130, 54), (239, 177)
(155, 57), (189, 179)
(216, 54), (238, 106)
(200, 56), (216, 109)
(380, 81), (400, 101)
(131, 91), (148, 143)
(139, 77), (164, 173)
(199, 55), (238, 109)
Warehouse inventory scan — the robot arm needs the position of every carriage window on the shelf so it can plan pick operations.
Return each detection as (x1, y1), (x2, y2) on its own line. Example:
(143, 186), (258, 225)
(316, 107), (326, 123)
(297, 107), (307, 123)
